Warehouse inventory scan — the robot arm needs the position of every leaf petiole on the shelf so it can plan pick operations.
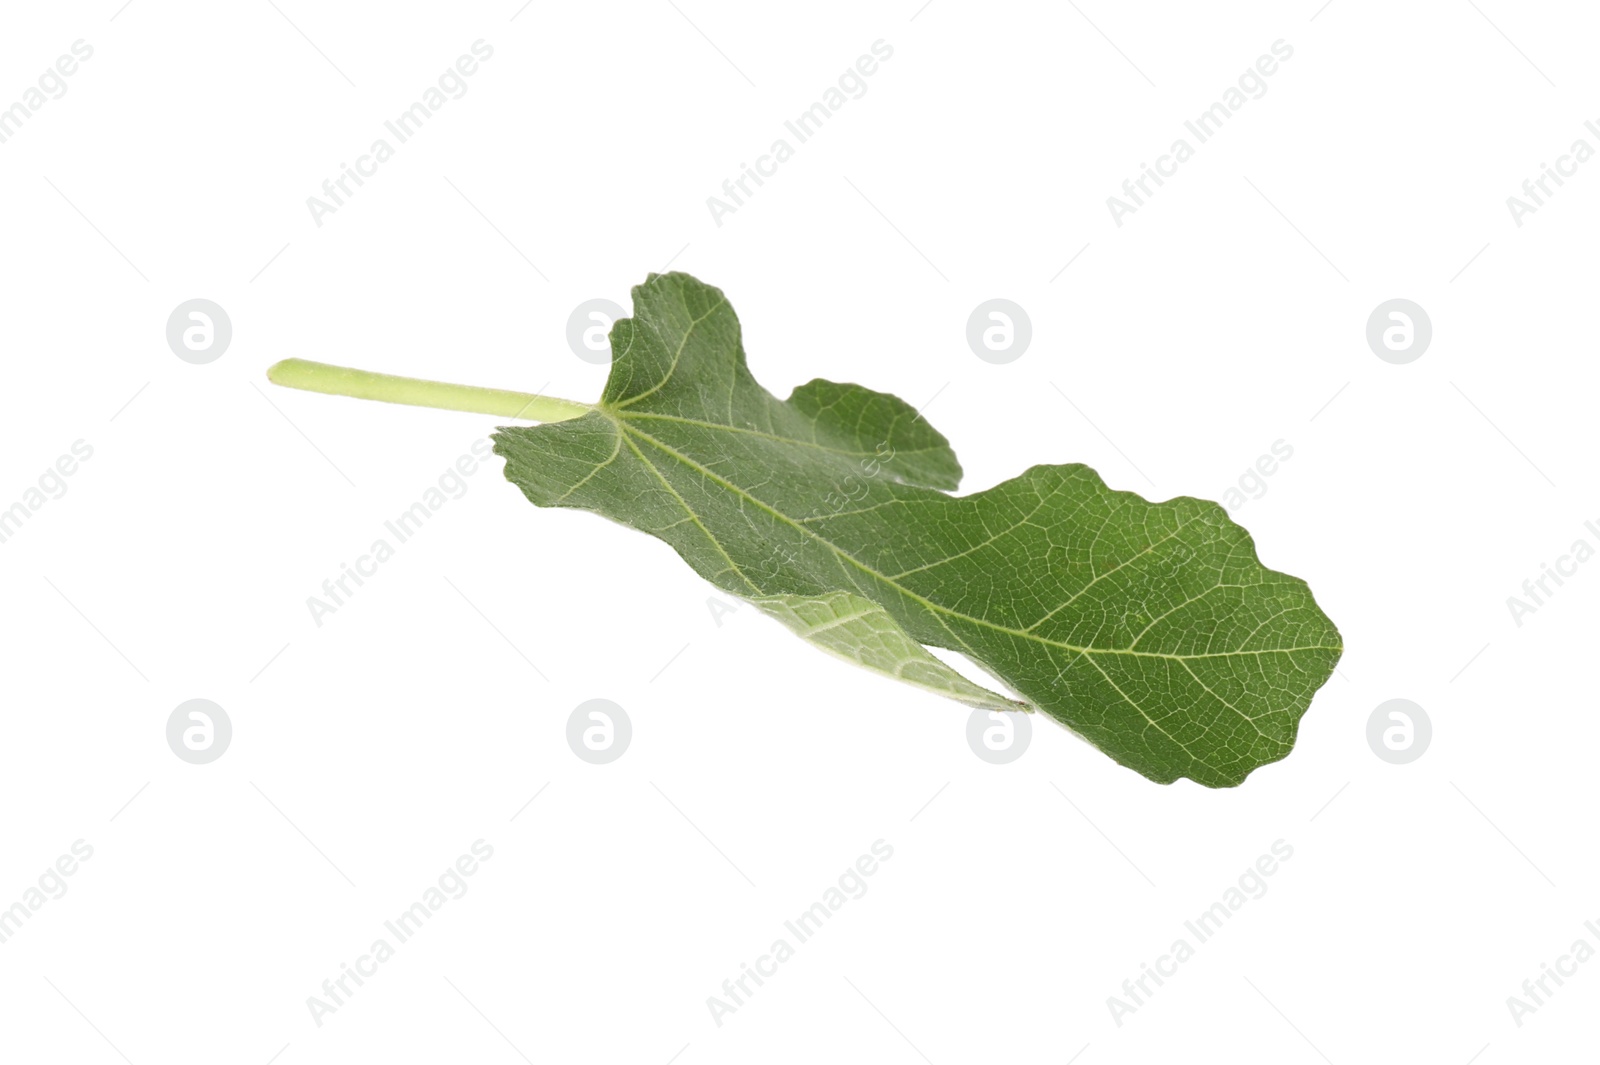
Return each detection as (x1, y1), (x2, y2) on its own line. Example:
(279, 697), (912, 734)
(266, 358), (593, 423)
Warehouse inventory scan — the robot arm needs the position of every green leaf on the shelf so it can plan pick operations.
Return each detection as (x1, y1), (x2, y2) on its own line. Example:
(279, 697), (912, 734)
(493, 273), (1342, 787)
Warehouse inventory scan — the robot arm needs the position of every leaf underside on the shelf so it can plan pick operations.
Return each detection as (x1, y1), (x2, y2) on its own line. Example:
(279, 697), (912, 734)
(494, 273), (1342, 787)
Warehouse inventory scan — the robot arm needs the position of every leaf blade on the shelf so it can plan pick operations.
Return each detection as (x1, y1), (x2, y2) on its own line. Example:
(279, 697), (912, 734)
(495, 273), (1341, 786)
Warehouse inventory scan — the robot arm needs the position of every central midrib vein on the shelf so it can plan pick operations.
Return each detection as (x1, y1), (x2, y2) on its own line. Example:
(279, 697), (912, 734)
(615, 417), (1339, 667)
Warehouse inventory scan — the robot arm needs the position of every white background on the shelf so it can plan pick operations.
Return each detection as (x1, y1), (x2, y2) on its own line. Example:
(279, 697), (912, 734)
(1, 1), (1595, 1061)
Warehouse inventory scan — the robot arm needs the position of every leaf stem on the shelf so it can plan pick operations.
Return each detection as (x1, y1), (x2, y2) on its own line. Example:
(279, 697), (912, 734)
(265, 359), (593, 423)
